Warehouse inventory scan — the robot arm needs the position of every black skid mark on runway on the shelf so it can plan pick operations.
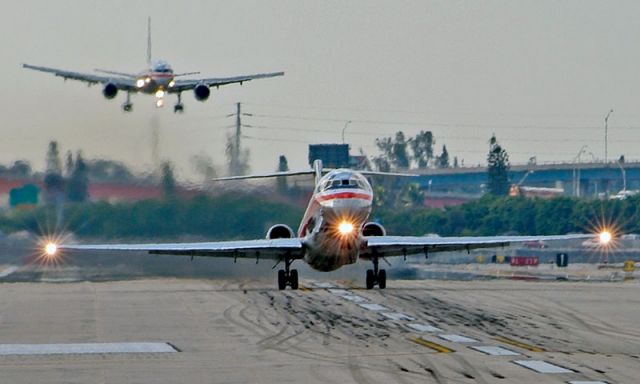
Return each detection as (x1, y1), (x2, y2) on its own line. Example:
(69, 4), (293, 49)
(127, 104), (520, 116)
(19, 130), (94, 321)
(384, 291), (508, 333)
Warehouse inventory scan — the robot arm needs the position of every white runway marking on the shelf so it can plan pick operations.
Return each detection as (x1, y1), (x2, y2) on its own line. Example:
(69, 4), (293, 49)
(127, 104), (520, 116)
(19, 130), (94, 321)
(381, 312), (415, 321)
(327, 289), (349, 295)
(513, 360), (575, 373)
(438, 334), (479, 343)
(341, 294), (368, 303)
(406, 323), (442, 333)
(470, 345), (520, 356)
(0, 342), (177, 356)
(0, 266), (18, 278)
(313, 282), (335, 288)
(567, 381), (609, 384)
(358, 303), (388, 311)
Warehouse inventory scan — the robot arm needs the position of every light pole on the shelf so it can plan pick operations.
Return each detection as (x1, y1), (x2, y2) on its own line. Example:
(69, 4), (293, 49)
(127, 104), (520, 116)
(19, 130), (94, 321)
(341, 120), (352, 144)
(617, 160), (627, 192)
(604, 109), (613, 164)
(573, 145), (588, 197)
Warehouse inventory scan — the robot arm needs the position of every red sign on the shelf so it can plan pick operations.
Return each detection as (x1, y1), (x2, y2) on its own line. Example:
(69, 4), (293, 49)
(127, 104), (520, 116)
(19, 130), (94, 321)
(510, 256), (539, 266)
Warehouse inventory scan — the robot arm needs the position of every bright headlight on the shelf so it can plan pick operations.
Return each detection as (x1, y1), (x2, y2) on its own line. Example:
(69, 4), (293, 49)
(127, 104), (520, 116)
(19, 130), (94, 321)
(338, 221), (354, 235)
(599, 231), (612, 245)
(45, 243), (57, 257)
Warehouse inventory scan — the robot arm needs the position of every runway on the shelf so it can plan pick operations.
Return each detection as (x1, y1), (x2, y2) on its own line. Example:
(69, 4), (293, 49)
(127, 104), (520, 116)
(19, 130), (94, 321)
(0, 278), (637, 383)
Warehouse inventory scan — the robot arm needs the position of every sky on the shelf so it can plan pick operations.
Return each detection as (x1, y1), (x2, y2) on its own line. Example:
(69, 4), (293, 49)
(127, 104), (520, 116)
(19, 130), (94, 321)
(2, 0), (639, 181)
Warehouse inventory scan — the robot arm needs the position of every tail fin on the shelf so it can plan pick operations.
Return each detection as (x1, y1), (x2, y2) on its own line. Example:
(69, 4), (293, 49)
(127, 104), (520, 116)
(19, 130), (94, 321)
(146, 17), (152, 66)
(312, 160), (323, 186)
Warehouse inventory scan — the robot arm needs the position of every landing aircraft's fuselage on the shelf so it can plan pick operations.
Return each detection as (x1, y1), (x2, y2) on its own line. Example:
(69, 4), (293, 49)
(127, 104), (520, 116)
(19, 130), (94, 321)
(135, 61), (175, 95)
(298, 170), (373, 271)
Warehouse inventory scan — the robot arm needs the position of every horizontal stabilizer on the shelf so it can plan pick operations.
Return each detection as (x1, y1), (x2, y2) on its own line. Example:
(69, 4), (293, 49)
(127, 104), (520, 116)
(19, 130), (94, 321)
(94, 69), (137, 78)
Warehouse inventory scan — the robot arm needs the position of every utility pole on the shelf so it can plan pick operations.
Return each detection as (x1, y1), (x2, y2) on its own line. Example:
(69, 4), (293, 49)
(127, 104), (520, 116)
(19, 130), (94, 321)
(233, 102), (242, 175)
(604, 109), (613, 164)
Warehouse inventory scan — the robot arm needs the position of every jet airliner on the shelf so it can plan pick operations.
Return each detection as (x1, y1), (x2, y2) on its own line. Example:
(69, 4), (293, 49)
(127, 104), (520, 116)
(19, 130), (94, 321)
(46, 161), (609, 290)
(23, 18), (283, 113)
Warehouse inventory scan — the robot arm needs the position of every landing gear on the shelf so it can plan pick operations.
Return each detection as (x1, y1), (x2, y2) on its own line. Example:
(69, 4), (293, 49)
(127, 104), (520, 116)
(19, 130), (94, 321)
(174, 93), (184, 113)
(365, 256), (386, 289)
(122, 92), (132, 112)
(277, 257), (299, 290)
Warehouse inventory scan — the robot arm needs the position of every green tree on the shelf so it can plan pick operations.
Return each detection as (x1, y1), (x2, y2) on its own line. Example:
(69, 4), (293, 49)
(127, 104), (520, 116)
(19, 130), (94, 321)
(44, 141), (65, 206)
(436, 145), (450, 168)
(160, 161), (177, 199)
(66, 151), (89, 202)
(487, 135), (510, 196)
(409, 130), (434, 169)
(375, 131), (410, 170)
(276, 155), (289, 192)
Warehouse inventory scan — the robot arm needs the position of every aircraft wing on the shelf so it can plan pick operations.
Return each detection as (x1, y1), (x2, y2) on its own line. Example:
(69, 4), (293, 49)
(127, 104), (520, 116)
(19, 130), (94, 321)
(59, 238), (304, 261)
(361, 234), (594, 258)
(23, 64), (136, 90)
(170, 71), (284, 93)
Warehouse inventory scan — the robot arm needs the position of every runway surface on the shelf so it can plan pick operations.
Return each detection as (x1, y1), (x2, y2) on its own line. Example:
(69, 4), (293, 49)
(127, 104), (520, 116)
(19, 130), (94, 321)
(0, 278), (637, 383)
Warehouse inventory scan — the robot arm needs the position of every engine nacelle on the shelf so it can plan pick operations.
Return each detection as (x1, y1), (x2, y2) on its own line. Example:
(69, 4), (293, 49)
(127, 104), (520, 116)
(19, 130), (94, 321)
(361, 222), (386, 237)
(266, 224), (295, 239)
(194, 84), (210, 101)
(102, 83), (118, 99)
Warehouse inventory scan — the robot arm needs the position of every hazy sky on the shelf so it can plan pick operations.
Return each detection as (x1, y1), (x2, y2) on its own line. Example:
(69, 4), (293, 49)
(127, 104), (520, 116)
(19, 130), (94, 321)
(2, 1), (639, 180)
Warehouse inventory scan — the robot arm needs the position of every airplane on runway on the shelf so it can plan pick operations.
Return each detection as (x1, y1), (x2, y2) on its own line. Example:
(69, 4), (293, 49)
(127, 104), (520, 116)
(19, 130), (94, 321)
(23, 18), (283, 113)
(45, 160), (610, 290)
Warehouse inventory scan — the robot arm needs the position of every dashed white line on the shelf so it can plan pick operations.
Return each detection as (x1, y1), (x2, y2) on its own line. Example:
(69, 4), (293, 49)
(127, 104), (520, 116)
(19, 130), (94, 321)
(438, 334), (479, 343)
(513, 360), (575, 374)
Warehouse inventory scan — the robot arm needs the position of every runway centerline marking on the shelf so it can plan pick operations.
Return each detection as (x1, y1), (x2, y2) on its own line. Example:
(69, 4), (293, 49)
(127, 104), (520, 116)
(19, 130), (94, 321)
(438, 334), (479, 343)
(513, 360), (575, 374)
(406, 323), (442, 333)
(470, 345), (520, 356)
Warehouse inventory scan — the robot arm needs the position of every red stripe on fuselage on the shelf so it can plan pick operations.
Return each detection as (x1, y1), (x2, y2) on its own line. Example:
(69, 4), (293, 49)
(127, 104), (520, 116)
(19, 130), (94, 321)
(315, 191), (373, 203)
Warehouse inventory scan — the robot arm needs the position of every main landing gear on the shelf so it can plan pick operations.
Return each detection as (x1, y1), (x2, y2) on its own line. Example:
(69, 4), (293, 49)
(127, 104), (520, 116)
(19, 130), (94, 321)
(174, 92), (184, 113)
(277, 257), (298, 290)
(366, 255), (386, 289)
(122, 92), (132, 112)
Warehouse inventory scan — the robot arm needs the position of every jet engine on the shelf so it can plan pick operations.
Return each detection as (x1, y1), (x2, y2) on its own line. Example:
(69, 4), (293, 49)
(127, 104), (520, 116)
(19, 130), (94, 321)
(266, 224), (295, 239)
(361, 222), (386, 237)
(102, 83), (118, 99)
(194, 84), (210, 101)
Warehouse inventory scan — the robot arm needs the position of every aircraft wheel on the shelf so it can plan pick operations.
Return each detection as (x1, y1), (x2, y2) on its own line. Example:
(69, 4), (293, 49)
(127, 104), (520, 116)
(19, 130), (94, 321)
(277, 270), (286, 290)
(378, 269), (386, 289)
(365, 269), (375, 289)
(290, 269), (299, 290)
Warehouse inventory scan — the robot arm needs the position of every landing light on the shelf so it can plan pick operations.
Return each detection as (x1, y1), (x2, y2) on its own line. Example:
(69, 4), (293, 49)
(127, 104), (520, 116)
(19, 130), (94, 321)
(156, 99), (164, 108)
(338, 221), (354, 235)
(145, 77), (151, 83)
(599, 231), (612, 245)
(136, 79), (145, 88)
(168, 80), (175, 87)
(45, 243), (57, 257)
(155, 90), (165, 98)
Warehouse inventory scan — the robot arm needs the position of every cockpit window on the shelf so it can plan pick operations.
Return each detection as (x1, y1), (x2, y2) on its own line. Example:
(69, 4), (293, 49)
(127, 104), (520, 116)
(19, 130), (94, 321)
(315, 170), (371, 193)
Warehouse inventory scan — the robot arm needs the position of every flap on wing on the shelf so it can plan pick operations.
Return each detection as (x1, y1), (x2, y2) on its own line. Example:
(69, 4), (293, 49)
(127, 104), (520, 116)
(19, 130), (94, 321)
(60, 238), (304, 260)
(171, 72), (284, 92)
(363, 234), (593, 258)
(23, 64), (136, 89)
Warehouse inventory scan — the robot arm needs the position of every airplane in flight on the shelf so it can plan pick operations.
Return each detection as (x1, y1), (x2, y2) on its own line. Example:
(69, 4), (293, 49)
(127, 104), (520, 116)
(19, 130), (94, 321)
(23, 18), (283, 113)
(45, 160), (610, 290)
